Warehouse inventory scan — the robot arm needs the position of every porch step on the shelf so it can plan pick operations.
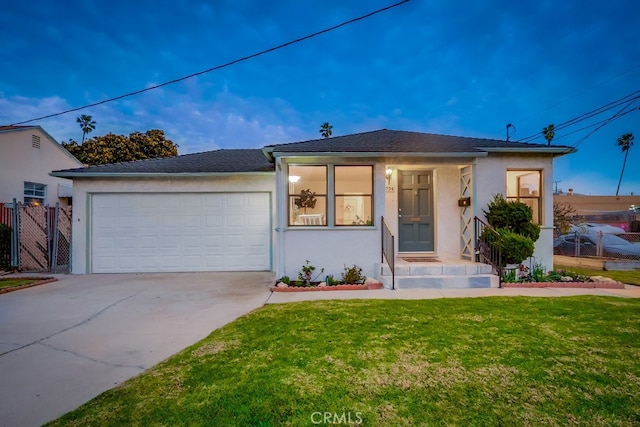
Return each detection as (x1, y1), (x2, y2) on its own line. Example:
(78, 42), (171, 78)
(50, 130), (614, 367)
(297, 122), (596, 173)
(378, 274), (498, 289)
(377, 262), (493, 277)
(374, 260), (499, 289)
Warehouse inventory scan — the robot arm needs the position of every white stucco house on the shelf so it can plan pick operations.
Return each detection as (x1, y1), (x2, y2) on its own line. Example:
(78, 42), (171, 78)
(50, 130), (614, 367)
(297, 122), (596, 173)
(0, 125), (83, 206)
(52, 129), (574, 287)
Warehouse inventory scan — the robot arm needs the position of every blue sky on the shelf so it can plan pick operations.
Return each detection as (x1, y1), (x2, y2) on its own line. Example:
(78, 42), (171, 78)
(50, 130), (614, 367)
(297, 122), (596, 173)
(1, 0), (638, 195)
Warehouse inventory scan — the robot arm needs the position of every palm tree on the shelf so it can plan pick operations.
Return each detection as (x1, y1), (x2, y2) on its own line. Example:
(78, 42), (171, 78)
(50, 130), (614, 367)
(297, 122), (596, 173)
(542, 123), (555, 145)
(615, 133), (634, 196)
(319, 122), (333, 138)
(77, 114), (96, 143)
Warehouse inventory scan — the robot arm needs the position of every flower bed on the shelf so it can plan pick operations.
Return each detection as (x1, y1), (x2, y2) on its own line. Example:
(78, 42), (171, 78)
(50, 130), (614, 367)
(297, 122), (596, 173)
(501, 267), (625, 289)
(274, 261), (384, 292)
(271, 282), (384, 292)
(501, 281), (624, 289)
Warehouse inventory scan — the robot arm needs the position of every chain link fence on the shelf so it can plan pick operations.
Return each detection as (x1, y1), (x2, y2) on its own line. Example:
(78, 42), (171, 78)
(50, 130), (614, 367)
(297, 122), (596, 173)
(553, 231), (640, 261)
(0, 201), (72, 273)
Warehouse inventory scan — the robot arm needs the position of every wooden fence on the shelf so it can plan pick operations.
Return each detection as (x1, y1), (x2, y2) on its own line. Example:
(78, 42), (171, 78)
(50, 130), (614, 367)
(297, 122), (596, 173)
(0, 203), (12, 227)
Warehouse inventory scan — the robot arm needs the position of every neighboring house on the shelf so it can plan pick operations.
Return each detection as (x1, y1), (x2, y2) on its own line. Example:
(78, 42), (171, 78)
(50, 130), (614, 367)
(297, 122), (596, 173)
(52, 129), (573, 283)
(0, 125), (83, 206)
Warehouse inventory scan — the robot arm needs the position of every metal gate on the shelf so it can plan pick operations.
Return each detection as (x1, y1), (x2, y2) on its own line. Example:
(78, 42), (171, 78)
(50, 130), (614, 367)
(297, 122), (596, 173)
(0, 200), (72, 273)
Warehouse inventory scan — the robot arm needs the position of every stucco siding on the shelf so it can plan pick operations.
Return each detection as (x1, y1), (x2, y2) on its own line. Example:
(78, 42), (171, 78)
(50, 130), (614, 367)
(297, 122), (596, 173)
(71, 174), (276, 274)
(0, 128), (82, 205)
(474, 154), (555, 271)
(281, 229), (379, 280)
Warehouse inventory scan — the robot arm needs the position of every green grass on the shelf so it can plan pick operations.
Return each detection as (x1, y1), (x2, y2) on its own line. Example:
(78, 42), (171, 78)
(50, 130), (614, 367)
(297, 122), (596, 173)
(50, 297), (640, 426)
(555, 265), (640, 286)
(0, 278), (39, 290)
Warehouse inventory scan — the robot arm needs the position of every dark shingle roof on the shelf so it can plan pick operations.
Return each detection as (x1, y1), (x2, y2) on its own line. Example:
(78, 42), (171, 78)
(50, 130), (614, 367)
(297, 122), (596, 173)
(52, 129), (575, 177)
(267, 129), (574, 154)
(52, 149), (274, 176)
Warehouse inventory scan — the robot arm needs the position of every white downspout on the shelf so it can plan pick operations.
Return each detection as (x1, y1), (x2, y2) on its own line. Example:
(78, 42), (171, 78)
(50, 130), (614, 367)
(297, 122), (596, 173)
(275, 157), (285, 277)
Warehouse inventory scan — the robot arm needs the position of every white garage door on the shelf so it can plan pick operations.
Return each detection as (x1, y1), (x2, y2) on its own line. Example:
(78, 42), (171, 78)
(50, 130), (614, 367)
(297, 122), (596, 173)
(91, 193), (271, 273)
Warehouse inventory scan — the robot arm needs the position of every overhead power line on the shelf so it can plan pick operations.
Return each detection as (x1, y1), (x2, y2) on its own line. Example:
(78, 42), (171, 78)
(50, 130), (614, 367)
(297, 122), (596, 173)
(516, 89), (640, 144)
(9, 0), (411, 126)
(570, 100), (640, 149)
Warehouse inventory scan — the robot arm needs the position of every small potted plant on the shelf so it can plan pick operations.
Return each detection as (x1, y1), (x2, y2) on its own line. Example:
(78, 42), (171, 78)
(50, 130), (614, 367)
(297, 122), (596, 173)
(294, 189), (317, 213)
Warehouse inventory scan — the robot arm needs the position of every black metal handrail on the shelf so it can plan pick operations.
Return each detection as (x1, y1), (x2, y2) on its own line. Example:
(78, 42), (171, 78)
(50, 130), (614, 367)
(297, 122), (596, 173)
(381, 216), (395, 290)
(474, 216), (502, 286)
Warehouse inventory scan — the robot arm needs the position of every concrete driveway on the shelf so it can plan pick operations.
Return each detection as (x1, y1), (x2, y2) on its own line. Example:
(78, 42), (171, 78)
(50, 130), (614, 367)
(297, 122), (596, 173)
(0, 272), (273, 427)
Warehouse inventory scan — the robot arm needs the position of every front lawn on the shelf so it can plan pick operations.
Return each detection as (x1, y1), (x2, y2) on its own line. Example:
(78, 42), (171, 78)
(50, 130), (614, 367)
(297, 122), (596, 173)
(51, 297), (640, 426)
(0, 278), (39, 290)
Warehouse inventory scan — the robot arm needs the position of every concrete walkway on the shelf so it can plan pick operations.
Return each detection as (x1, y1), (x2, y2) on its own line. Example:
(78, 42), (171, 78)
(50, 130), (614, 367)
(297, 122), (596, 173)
(0, 272), (273, 427)
(267, 284), (640, 303)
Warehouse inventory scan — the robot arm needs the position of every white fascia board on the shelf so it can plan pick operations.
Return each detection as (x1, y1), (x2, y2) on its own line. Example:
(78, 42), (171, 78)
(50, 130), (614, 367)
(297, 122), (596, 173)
(49, 171), (275, 178)
(481, 147), (576, 155)
(261, 146), (275, 162)
(271, 151), (488, 158)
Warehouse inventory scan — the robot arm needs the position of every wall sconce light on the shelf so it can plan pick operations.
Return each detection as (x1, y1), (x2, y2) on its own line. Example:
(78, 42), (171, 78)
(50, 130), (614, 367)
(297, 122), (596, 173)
(288, 175), (301, 184)
(385, 168), (393, 184)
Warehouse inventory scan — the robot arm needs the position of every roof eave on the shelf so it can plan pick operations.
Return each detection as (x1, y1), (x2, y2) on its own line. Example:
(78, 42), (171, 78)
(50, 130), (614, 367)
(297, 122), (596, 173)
(482, 147), (577, 155)
(261, 146), (275, 162)
(271, 151), (488, 158)
(49, 171), (275, 178)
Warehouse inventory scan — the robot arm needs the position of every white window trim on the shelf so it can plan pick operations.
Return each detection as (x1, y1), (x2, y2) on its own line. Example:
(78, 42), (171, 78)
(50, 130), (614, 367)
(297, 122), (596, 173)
(24, 181), (46, 205)
(506, 169), (542, 224)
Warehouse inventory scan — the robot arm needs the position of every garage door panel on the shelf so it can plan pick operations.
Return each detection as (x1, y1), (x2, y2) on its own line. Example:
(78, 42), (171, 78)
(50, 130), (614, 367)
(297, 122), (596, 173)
(91, 193), (270, 273)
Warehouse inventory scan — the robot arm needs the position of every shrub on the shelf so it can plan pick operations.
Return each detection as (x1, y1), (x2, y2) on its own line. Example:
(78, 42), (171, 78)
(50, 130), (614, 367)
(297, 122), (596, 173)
(530, 262), (547, 282)
(278, 276), (291, 285)
(484, 194), (540, 242)
(482, 194), (540, 266)
(325, 275), (341, 286)
(341, 264), (365, 284)
(297, 260), (324, 286)
(499, 228), (535, 265)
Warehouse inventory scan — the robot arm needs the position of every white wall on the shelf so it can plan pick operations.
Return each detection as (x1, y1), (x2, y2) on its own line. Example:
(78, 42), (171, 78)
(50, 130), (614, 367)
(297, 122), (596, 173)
(0, 127), (82, 206)
(281, 229), (380, 280)
(71, 174), (276, 274)
(475, 154), (555, 271)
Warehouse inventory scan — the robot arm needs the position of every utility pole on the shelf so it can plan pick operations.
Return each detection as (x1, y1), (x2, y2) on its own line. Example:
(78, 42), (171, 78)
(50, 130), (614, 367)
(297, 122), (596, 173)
(553, 180), (561, 194)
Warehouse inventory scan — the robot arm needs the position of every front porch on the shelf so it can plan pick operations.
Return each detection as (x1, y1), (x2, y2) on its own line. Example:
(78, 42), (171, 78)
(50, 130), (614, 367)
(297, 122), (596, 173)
(375, 258), (499, 289)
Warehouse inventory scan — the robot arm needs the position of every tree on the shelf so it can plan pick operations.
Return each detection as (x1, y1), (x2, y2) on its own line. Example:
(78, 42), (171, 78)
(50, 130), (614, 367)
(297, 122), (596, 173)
(542, 123), (555, 145)
(77, 115), (96, 143)
(553, 201), (580, 238)
(615, 133), (634, 196)
(319, 122), (333, 138)
(62, 129), (178, 165)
